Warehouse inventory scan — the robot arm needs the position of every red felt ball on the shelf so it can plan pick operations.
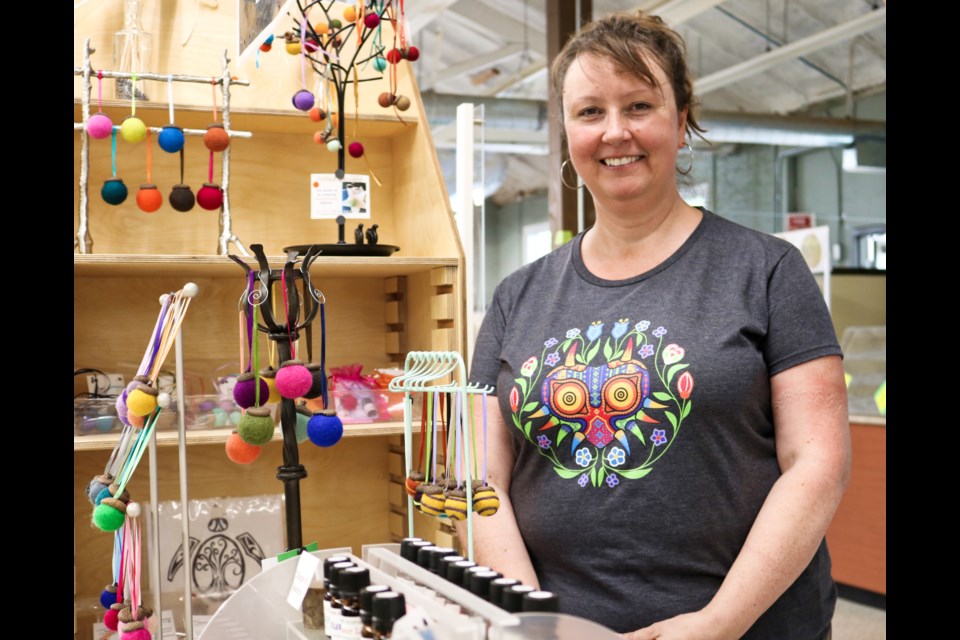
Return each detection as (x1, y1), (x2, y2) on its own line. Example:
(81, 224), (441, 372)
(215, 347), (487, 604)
(104, 608), (121, 631)
(226, 432), (262, 464)
(136, 184), (163, 213)
(364, 13), (380, 29)
(197, 183), (223, 210)
(204, 124), (230, 152)
(386, 48), (403, 64)
(405, 46), (420, 61)
(259, 42), (272, 52)
(378, 92), (394, 108)
(339, 393), (358, 411)
(348, 142), (364, 158)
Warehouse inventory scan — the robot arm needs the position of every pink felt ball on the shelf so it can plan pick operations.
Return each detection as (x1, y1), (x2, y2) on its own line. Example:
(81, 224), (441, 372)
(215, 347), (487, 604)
(364, 13), (380, 29)
(348, 142), (364, 158)
(275, 361), (313, 399)
(197, 183), (223, 210)
(104, 608), (121, 630)
(87, 113), (114, 139)
(120, 628), (152, 640)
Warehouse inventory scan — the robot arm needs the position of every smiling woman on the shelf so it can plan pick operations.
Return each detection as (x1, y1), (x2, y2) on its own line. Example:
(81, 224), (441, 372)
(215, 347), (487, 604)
(465, 10), (851, 640)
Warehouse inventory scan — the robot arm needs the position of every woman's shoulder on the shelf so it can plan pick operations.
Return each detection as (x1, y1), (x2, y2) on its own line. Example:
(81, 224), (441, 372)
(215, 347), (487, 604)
(700, 209), (799, 262)
(492, 239), (577, 300)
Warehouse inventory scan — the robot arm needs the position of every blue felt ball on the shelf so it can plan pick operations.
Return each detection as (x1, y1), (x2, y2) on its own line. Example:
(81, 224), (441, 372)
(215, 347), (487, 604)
(102, 178), (128, 205)
(158, 125), (185, 153)
(307, 412), (343, 447)
(96, 486), (112, 505)
(373, 57), (387, 72)
(100, 585), (118, 609)
(87, 476), (110, 505)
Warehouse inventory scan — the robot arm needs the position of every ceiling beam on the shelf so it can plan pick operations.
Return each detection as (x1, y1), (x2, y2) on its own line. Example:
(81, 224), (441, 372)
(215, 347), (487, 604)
(425, 43), (526, 92)
(696, 7), (886, 95)
(405, 0), (460, 34)
(446, 0), (546, 55)
(645, 0), (728, 26)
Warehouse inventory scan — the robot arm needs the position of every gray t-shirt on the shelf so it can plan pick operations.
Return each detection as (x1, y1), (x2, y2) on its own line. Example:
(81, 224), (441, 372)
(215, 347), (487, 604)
(470, 209), (841, 638)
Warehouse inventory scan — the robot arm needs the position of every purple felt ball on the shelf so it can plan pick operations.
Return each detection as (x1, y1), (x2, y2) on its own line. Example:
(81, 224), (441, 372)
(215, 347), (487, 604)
(307, 411), (343, 447)
(87, 113), (114, 139)
(116, 391), (132, 426)
(233, 374), (271, 409)
(275, 362), (313, 399)
(292, 89), (315, 111)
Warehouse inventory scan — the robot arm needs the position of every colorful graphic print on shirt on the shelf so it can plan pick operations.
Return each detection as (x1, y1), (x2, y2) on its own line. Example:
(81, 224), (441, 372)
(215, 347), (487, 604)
(509, 319), (695, 488)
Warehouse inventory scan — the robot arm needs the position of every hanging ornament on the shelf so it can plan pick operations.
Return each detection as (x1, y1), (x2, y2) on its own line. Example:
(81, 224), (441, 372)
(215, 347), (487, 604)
(295, 401), (311, 443)
(136, 130), (162, 213)
(404, 46), (420, 61)
(309, 107), (327, 122)
(365, 13), (381, 30)
(418, 484), (445, 516)
(260, 366), (281, 403)
(104, 602), (127, 631)
(285, 32), (302, 55)
(87, 70), (114, 139)
(169, 149), (195, 212)
(348, 141), (364, 158)
(293, 90), (315, 111)
(102, 128), (129, 205)
(307, 409), (343, 447)
(197, 152), (223, 210)
(226, 430), (262, 464)
(342, 5), (357, 22)
(394, 95), (411, 111)
(204, 80), (230, 151)
(292, 20), (315, 111)
(120, 78), (147, 143)
(237, 406), (275, 446)
(158, 75), (185, 153)
(276, 360), (313, 399)
(233, 371), (269, 409)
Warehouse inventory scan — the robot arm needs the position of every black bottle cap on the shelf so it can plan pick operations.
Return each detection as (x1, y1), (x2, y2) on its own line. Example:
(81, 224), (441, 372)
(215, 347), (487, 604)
(437, 555), (465, 578)
(329, 561), (356, 595)
(469, 570), (502, 599)
(447, 560), (477, 585)
(360, 585), (391, 624)
(399, 537), (423, 562)
(522, 590), (559, 613)
(428, 547), (457, 574)
(372, 591), (406, 633)
(323, 555), (352, 583)
(502, 584), (536, 613)
(489, 577), (521, 606)
(462, 565), (491, 590)
(338, 566), (371, 597)
(405, 540), (434, 563)
(416, 545), (439, 570)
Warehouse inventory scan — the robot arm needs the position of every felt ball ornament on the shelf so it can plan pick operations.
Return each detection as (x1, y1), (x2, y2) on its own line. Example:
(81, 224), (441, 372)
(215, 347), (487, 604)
(259, 41), (272, 52)
(87, 112), (114, 139)
(292, 89), (315, 111)
(197, 183), (224, 210)
(102, 178), (129, 205)
(472, 484), (500, 517)
(294, 405), (310, 443)
(100, 583), (119, 609)
(93, 497), (128, 532)
(88, 474), (114, 506)
(329, 18), (342, 29)
(237, 406), (275, 446)
(309, 107), (326, 122)
(364, 13), (381, 29)
(386, 48), (403, 64)
(307, 409), (343, 447)
(342, 5), (357, 22)
(232, 372), (270, 409)
(226, 430), (262, 464)
(104, 603), (125, 631)
(108, 482), (131, 503)
(418, 484), (446, 517)
(260, 367), (281, 403)
(303, 38), (320, 53)
(302, 363), (325, 400)
(119, 605), (153, 626)
(314, 21), (330, 34)
(128, 411), (146, 428)
(313, 130), (328, 145)
(158, 125), (185, 153)
(127, 501), (142, 518)
(285, 39), (302, 55)
(348, 142), (364, 158)
(204, 123), (230, 152)
(326, 139), (342, 152)
(276, 360), (313, 399)
(404, 46), (421, 62)
(394, 95), (412, 112)
(137, 184), (163, 213)
(404, 471), (425, 498)
(126, 383), (158, 417)
(120, 116), (147, 143)
(169, 184), (196, 212)
(119, 620), (151, 640)
(444, 488), (469, 521)
(116, 392), (131, 426)
(96, 486), (113, 505)
(377, 92), (394, 108)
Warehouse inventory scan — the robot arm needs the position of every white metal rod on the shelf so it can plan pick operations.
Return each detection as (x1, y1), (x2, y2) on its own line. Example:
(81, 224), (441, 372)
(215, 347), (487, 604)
(148, 423), (162, 636)
(175, 317), (193, 640)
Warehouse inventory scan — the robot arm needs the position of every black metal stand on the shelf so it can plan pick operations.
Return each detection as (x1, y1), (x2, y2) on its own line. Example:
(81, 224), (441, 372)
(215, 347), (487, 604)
(229, 243), (323, 552)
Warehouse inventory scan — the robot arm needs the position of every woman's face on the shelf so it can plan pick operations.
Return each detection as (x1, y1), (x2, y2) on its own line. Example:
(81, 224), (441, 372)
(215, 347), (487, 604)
(562, 53), (687, 209)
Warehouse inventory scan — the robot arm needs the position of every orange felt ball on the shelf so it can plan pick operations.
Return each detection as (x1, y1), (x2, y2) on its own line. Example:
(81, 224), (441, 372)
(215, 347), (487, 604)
(309, 107), (326, 122)
(314, 22), (330, 34)
(136, 184), (163, 213)
(342, 5), (357, 22)
(226, 432), (262, 464)
(313, 130), (328, 144)
(204, 124), (230, 152)
(330, 112), (339, 128)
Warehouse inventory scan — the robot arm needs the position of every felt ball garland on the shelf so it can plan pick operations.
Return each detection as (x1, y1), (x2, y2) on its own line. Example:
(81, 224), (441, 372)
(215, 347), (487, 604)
(307, 409), (343, 447)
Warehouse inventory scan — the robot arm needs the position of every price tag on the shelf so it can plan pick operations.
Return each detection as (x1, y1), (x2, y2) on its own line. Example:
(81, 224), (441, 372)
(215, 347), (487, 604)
(287, 551), (321, 610)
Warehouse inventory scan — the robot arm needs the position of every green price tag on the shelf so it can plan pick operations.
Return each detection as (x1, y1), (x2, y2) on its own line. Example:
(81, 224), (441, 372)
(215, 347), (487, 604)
(277, 541), (319, 563)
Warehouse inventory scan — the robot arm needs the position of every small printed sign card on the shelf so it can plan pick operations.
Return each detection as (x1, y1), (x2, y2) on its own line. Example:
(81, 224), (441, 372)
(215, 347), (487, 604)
(311, 173), (371, 219)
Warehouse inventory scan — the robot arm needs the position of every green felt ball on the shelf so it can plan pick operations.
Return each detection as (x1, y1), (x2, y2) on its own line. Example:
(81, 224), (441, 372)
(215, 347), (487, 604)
(93, 503), (126, 532)
(238, 409), (274, 446)
(295, 411), (310, 443)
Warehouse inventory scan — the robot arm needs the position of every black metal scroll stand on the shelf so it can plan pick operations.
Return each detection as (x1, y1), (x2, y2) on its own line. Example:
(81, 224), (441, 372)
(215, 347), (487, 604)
(229, 243), (323, 553)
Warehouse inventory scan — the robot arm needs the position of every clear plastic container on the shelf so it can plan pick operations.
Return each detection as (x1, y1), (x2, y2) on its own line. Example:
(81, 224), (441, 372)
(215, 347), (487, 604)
(489, 612), (621, 640)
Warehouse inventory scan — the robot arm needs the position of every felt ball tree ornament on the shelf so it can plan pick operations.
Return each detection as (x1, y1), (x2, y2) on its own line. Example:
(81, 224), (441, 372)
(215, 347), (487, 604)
(158, 76), (185, 154)
(237, 406), (275, 446)
(136, 130), (163, 213)
(117, 513), (153, 639)
(102, 128), (129, 205)
(203, 79), (230, 152)
(120, 76), (147, 144)
(306, 409), (343, 447)
(87, 70), (114, 139)
(292, 20), (315, 112)
(197, 151), (224, 210)
(234, 272), (270, 409)
(168, 148), (195, 212)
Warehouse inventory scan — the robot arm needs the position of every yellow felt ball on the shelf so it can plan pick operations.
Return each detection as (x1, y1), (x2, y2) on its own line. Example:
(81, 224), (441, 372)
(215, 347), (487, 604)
(286, 40), (302, 55)
(342, 5), (357, 22)
(418, 486), (445, 517)
(120, 116), (147, 143)
(126, 384), (158, 417)
(444, 490), (468, 521)
(473, 485), (500, 517)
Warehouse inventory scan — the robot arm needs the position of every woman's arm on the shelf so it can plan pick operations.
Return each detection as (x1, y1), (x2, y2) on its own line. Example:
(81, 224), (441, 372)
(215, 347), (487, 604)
(626, 355), (852, 640)
(454, 393), (540, 589)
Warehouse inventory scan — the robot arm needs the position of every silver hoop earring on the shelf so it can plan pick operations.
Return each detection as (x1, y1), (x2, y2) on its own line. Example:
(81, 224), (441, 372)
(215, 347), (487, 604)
(560, 159), (584, 190)
(677, 142), (694, 175)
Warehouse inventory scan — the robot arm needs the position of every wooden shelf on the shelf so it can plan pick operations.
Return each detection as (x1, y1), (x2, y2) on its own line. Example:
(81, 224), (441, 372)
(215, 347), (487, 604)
(74, 420), (421, 451)
(74, 254), (458, 278)
(73, 99), (417, 137)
